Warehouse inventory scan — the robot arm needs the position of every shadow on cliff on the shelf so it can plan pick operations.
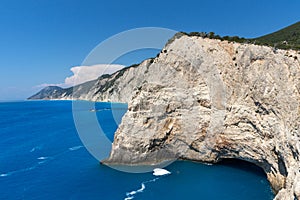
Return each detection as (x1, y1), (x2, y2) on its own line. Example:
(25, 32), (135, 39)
(216, 159), (267, 178)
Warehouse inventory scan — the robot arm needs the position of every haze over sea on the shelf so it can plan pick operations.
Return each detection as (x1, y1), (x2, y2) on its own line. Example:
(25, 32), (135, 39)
(0, 101), (274, 200)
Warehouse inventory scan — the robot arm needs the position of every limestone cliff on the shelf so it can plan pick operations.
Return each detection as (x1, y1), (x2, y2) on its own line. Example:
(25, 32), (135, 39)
(30, 35), (300, 200)
(103, 36), (300, 200)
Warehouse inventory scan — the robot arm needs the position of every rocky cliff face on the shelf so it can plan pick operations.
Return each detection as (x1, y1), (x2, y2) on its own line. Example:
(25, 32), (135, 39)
(30, 35), (300, 200)
(104, 36), (300, 200)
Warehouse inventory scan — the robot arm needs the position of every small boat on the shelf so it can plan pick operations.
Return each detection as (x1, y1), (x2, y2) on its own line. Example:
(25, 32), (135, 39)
(153, 168), (171, 176)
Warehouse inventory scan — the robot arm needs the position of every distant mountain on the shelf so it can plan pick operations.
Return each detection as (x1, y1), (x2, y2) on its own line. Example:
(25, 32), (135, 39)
(29, 86), (65, 100)
(28, 79), (100, 100)
(252, 21), (300, 50)
(27, 63), (142, 101)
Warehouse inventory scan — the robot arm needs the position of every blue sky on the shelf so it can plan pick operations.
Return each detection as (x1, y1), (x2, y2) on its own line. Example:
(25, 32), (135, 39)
(0, 0), (299, 100)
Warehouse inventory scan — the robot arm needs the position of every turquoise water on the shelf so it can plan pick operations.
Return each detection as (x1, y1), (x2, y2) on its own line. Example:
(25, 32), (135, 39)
(0, 101), (274, 199)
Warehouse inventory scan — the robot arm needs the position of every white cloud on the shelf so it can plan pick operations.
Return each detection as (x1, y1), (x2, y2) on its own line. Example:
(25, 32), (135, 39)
(64, 64), (125, 86)
(35, 64), (125, 89)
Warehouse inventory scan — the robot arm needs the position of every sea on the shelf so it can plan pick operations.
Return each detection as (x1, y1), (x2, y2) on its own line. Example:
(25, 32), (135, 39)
(0, 101), (274, 200)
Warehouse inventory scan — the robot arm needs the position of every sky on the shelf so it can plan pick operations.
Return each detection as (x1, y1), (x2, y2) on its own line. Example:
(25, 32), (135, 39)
(0, 0), (299, 100)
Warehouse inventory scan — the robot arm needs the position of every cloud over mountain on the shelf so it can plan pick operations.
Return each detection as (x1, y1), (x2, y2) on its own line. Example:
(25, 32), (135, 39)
(36, 64), (125, 89)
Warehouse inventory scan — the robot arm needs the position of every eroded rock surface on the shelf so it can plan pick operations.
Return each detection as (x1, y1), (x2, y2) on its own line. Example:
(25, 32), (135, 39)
(103, 36), (300, 200)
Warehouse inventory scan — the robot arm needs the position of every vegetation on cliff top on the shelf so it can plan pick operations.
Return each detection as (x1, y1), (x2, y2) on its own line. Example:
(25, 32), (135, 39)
(253, 21), (300, 50)
(176, 21), (300, 51)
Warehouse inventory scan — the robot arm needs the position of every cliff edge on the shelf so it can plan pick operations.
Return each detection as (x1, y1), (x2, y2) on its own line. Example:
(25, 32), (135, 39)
(102, 36), (300, 200)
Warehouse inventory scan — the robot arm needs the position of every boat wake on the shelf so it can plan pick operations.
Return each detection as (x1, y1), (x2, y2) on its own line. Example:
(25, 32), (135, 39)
(68, 145), (83, 151)
(0, 173), (8, 177)
(37, 156), (49, 160)
(30, 145), (42, 152)
(125, 182), (146, 200)
(0, 165), (37, 177)
(30, 148), (36, 152)
(1, 145), (84, 178)
(124, 168), (171, 200)
(124, 178), (158, 200)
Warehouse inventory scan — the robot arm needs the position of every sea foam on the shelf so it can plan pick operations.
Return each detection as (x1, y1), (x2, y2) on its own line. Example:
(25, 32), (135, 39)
(124, 171), (169, 200)
(37, 156), (48, 160)
(69, 145), (83, 151)
(125, 183), (146, 200)
(0, 173), (8, 177)
(30, 145), (42, 152)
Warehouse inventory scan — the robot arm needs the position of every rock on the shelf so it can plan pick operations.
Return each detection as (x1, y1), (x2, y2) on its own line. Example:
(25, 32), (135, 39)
(102, 36), (300, 200)
(30, 35), (300, 200)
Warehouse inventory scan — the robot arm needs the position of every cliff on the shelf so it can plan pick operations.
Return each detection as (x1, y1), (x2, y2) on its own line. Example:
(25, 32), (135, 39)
(105, 36), (300, 200)
(30, 35), (300, 200)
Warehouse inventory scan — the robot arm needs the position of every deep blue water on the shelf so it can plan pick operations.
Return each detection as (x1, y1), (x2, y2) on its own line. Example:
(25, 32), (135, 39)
(0, 101), (274, 200)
